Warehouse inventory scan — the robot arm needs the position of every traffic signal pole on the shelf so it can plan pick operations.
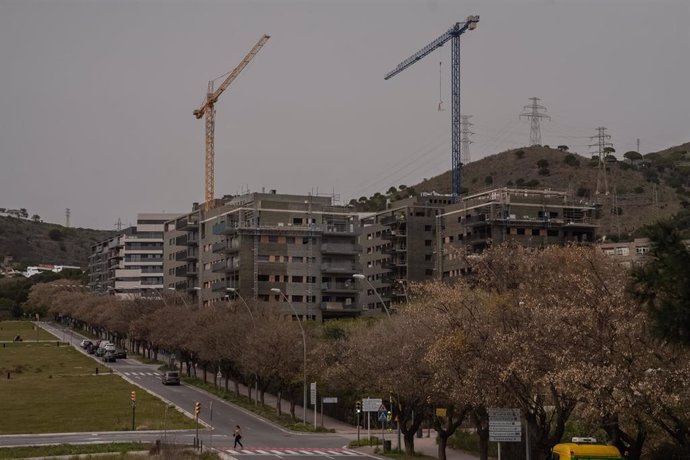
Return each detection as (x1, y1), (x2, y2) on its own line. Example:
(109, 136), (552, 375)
(130, 391), (136, 431)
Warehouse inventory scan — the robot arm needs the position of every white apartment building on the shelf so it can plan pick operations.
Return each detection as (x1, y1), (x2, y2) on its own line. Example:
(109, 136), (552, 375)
(88, 213), (181, 297)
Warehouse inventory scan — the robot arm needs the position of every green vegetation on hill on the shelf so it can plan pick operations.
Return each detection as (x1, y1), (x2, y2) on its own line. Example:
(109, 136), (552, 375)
(350, 142), (690, 238)
(0, 216), (112, 268)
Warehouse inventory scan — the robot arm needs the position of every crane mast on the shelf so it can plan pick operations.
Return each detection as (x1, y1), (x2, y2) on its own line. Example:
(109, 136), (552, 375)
(385, 17), (478, 201)
(194, 34), (270, 209)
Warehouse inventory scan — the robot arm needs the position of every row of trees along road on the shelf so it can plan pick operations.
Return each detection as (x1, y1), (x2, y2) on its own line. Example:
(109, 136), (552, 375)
(24, 231), (689, 460)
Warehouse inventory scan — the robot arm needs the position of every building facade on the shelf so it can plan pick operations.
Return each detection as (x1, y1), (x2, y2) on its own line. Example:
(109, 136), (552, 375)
(163, 192), (363, 320)
(437, 188), (599, 279)
(89, 213), (180, 297)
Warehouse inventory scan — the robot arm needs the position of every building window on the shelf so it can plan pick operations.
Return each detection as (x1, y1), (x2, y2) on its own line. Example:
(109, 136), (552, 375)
(517, 228), (525, 235)
(293, 256), (303, 263)
(425, 254), (432, 261)
(425, 225), (432, 231)
(532, 229), (540, 236)
(293, 217), (303, 225)
(269, 235), (279, 243)
(425, 269), (433, 275)
(425, 240), (432, 246)
(258, 274), (269, 282)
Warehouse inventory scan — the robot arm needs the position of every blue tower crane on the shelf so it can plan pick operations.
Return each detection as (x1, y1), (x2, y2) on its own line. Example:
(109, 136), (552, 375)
(385, 16), (479, 201)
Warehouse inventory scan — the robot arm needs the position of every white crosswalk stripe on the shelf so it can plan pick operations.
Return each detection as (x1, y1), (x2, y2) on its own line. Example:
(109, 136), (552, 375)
(223, 449), (364, 457)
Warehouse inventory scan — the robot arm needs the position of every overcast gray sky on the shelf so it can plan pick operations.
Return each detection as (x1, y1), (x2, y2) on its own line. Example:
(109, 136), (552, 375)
(1, 0), (688, 229)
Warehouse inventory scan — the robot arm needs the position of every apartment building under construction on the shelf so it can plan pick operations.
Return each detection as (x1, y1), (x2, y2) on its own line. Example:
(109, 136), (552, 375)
(437, 188), (598, 279)
(163, 192), (362, 320)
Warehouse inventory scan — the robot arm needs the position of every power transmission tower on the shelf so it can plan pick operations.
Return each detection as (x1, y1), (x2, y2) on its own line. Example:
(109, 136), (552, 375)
(115, 218), (123, 231)
(65, 208), (70, 228)
(589, 126), (613, 195)
(519, 97), (550, 146)
(460, 115), (474, 164)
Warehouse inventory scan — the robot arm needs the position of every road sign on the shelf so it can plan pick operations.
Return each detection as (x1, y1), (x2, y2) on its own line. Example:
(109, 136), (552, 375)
(362, 397), (383, 412)
(436, 408), (447, 417)
(490, 434), (522, 442)
(322, 397), (338, 404)
(310, 382), (317, 405)
(489, 408), (521, 443)
(377, 405), (388, 423)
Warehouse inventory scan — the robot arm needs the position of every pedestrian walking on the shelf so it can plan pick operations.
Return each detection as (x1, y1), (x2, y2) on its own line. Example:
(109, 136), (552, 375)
(234, 424), (243, 449)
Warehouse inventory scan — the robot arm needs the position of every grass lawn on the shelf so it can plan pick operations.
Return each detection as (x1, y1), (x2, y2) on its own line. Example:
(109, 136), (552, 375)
(0, 341), (195, 434)
(0, 320), (58, 342)
(0, 442), (220, 459)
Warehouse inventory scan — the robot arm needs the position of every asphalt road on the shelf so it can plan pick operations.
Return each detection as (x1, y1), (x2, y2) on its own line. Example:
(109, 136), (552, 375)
(1, 322), (361, 456)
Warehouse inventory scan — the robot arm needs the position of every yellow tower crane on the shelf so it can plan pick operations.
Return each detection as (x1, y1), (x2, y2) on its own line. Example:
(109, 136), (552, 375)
(194, 34), (270, 209)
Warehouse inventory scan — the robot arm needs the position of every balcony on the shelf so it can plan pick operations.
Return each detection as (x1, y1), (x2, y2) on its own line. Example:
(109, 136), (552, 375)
(175, 215), (199, 231)
(213, 221), (240, 236)
(175, 249), (198, 262)
(212, 240), (239, 253)
(321, 282), (358, 293)
(320, 301), (362, 312)
(211, 261), (240, 273)
(320, 263), (360, 274)
(174, 266), (187, 277)
(321, 243), (361, 255)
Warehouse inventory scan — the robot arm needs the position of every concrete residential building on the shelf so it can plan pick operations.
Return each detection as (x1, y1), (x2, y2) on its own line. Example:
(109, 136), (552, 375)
(89, 213), (181, 297)
(437, 187), (598, 279)
(359, 193), (453, 308)
(164, 192), (362, 320)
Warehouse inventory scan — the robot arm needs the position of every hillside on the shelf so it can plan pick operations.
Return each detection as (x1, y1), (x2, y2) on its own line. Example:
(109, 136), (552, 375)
(356, 142), (690, 239)
(0, 217), (113, 268)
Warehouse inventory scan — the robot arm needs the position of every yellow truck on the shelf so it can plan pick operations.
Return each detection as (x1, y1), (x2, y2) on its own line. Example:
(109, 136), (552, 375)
(551, 437), (624, 460)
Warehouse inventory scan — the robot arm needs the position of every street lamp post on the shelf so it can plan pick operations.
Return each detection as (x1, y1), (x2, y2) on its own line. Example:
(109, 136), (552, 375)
(270, 287), (307, 425)
(353, 274), (392, 318)
(167, 287), (198, 307)
(226, 288), (255, 325)
(226, 288), (258, 405)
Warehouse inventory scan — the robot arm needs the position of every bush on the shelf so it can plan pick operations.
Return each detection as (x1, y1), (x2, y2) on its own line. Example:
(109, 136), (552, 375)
(514, 150), (526, 159)
(634, 186), (645, 194)
(563, 154), (580, 167)
(516, 178), (526, 187)
(538, 168), (550, 176)
(48, 229), (63, 241)
(537, 159), (549, 168)
(577, 187), (591, 197)
(619, 162), (632, 170)
(525, 179), (540, 187)
(484, 176), (493, 185)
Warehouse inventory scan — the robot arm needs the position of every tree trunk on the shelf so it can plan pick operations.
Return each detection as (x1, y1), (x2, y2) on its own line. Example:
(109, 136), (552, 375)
(437, 432), (449, 460)
(277, 391), (283, 416)
(290, 399), (296, 420)
(234, 379), (240, 396)
(472, 408), (490, 460)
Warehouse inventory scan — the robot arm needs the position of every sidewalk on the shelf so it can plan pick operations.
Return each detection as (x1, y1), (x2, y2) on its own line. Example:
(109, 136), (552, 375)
(213, 377), (479, 460)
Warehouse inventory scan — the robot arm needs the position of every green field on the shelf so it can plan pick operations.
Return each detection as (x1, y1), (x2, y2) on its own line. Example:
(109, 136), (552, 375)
(0, 320), (58, 342)
(0, 340), (196, 434)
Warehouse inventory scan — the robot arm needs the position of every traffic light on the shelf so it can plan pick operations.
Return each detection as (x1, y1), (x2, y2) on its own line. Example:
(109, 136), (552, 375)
(355, 401), (362, 414)
(195, 401), (201, 416)
(130, 391), (136, 403)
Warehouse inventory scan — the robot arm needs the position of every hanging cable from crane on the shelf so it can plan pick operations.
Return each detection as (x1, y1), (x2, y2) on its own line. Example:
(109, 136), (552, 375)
(438, 60), (445, 112)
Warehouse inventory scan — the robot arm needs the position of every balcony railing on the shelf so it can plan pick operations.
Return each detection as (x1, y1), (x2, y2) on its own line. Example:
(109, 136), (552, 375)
(321, 282), (358, 292)
(320, 263), (360, 273)
(321, 243), (362, 255)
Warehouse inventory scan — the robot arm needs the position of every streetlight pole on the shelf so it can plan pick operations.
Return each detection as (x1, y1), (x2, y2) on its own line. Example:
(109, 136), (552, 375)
(227, 288), (258, 405)
(167, 287), (194, 307)
(271, 288), (307, 425)
(226, 288), (255, 325)
(353, 274), (392, 318)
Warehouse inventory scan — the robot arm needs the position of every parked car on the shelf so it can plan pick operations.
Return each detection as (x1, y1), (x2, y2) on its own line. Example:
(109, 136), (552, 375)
(162, 371), (180, 385)
(104, 343), (116, 352)
(80, 340), (92, 349)
(86, 344), (97, 354)
(95, 347), (107, 357)
(113, 349), (127, 359)
(101, 351), (116, 363)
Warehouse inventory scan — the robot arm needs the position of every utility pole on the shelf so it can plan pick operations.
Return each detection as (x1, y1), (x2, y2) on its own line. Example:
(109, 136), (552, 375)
(637, 138), (641, 154)
(519, 97), (550, 146)
(589, 126), (613, 195)
(460, 115), (474, 164)
(65, 208), (70, 228)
